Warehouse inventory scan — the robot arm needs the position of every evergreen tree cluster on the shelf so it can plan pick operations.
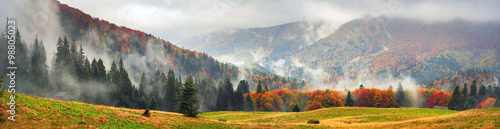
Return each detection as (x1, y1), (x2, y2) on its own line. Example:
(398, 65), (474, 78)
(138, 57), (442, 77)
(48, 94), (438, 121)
(447, 80), (500, 110)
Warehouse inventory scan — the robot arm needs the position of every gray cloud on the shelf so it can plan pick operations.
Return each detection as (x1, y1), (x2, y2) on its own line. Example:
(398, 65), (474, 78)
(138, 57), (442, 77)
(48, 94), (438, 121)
(3, 0), (498, 45)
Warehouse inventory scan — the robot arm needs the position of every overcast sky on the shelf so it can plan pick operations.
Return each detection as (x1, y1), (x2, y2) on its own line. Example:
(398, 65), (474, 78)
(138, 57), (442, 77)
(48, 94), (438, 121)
(54, 0), (500, 42)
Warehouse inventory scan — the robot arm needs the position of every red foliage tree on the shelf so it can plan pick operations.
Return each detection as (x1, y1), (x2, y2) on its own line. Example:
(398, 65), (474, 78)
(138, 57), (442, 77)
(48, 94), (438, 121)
(476, 98), (496, 109)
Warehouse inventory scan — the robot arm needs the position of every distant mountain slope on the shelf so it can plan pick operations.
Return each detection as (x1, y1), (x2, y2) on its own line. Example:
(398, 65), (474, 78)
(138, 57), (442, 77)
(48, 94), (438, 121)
(184, 17), (500, 91)
(299, 18), (500, 89)
(177, 28), (239, 50)
(56, 1), (306, 90)
(187, 21), (337, 65)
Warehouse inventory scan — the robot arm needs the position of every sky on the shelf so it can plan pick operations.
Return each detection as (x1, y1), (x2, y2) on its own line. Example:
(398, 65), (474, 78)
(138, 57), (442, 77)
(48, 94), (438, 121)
(3, 0), (500, 44)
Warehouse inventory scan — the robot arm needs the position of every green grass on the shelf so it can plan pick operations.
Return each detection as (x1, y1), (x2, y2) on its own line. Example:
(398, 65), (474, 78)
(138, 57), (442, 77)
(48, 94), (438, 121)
(1, 92), (499, 128)
(0, 92), (242, 128)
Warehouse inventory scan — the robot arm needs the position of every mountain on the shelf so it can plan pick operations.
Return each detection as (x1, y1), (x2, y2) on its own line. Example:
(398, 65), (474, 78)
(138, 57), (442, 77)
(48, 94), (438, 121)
(178, 28), (239, 50)
(180, 21), (337, 65)
(182, 17), (500, 92)
(56, 1), (306, 91)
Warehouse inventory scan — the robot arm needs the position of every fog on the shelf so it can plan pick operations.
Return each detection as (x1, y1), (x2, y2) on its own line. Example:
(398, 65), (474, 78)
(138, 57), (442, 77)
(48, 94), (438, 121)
(56, 0), (500, 42)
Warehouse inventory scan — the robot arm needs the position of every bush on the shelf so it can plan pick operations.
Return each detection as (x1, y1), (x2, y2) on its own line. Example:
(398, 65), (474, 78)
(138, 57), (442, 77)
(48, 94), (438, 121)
(142, 109), (150, 117)
(307, 120), (320, 124)
(292, 104), (301, 112)
(218, 119), (227, 122)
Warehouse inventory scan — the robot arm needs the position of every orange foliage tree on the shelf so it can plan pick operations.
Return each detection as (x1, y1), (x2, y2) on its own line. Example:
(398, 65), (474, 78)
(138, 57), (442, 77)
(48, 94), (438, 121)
(255, 92), (274, 111)
(426, 90), (450, 108)
(476, 98), (496, 109)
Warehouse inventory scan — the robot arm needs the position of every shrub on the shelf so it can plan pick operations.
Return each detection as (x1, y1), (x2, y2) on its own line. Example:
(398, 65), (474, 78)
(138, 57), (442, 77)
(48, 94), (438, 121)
(142, 109), (150, 117)
(307, 120), (320, 124)
(218, 119), (227, 122)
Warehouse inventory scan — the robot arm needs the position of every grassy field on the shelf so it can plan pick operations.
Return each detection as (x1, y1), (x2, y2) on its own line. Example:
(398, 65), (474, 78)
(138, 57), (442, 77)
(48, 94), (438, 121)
(1, 92), (499, 128)
(0, 92), (242, 128)
(200, 107), (500, 128)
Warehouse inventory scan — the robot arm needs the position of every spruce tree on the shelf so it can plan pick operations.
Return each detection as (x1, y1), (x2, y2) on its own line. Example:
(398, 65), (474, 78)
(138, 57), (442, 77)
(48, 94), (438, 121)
(177, 76), (200, 117)
(264, 83), (269, 92)
(139, 72), (147, 95)
(109, 61), (118, 82)
(215, 77), (233, 111)
(345, 91), (354, 107)
(116, 58), (135, 108)
(462, 83), (468, 98)
(486, 85), (494, 99)
(150, 97), (159, 110)
(238, 80), (250, 94)
(97, 58), (106, 81)
(292, 104), (301, 112)
(164, 70), (178, 112)
(91, 58), (98, 78)
(244, 94), (254, 111)
(256, 80), (263, 94)
(396, 82), (405, 106)
(478, 85), (487, 101)
(233, 83), (245, 111)
(202, 84), (216, 112)
(447, 85), (463, 110)
(470, 80), (477, 97)
(30, 36), (50, 89)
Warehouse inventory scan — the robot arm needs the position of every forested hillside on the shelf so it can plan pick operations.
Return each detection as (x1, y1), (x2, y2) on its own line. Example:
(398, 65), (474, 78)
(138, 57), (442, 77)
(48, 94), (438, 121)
(182, 18), (500, 91)
(56, 1), (306, 91)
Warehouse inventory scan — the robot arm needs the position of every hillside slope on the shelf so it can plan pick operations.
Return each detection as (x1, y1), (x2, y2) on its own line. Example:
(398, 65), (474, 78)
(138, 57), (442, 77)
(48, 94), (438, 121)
(183, 17), (500, 91)
(1, 92), (498, 128)
(0, 92), (241, 128)
(56, 0), (306, 90)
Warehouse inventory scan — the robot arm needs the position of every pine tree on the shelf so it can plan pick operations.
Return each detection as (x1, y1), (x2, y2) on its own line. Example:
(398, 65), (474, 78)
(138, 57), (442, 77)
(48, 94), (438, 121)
(467, 80), (478, 109)
(116, 58), (135, 108)
(164, 70), (178, 112)
(244, 94), (254, 111)
(462, 83), (468, 99)
(233, 83), (245, 111)
(257, 80), (263, 94)
(478, 85), (487, 101)
(75, 44), (85, 79)
(345, 91), (354, 107)
(30, 36), (50, 89)
(486, 85), (494, 99)
(202, 83), (216, 112)
(264, 83), (269, 92)
(96, 58), (106, 81)
(83, 57), (91, 80)
(396, 82), (405, 106)
(150, 97), (158, 110)
(470, 80), (477, 97)
(90, 58), (97, 78)
(292, 104), (301, 112)
(238, 80), (250, 94)
(177, 76), (200, 117)
(109, 61), (118, 83)
(447, 85), (463, 110)
(215, 77), (233, 111)
(139, 72), (147, 95)
(14, 30), (29, 76)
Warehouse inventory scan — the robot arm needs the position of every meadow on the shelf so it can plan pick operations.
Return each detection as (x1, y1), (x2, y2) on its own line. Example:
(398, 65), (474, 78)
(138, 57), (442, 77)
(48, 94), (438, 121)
(1, 92), (499, 128)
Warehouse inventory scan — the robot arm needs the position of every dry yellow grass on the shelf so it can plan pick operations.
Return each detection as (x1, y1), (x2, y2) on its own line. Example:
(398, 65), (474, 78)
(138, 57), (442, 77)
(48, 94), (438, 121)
(1, 92), (499, 128)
